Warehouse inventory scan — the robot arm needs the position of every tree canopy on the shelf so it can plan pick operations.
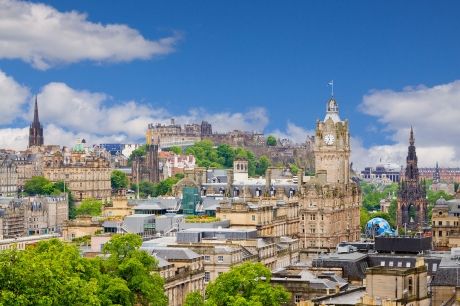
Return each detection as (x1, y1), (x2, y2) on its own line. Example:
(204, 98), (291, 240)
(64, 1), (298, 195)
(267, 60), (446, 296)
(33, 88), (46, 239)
(360, 182), (398, 211)
(266, 135), (277, 146)
(131, 173), (185, 198)
(190, 262), (290, 306)
(24, 176), (63, 196)
(185, 140), (270, 177)
(75, 198), (103, 217)
(169, 146), (182, 155)
(0, 234), (167, 306)
(111, 170), (129, 190)
(128, 145), (147, 166)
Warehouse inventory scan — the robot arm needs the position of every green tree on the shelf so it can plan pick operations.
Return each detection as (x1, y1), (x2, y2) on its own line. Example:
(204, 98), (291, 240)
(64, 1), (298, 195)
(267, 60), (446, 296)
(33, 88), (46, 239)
(75, 198), (103, 216)
(111, 170), (129, 190)
(128, 144), (147, 165)
(24, 176), (53, 195)
(169, 146), (182, 155)
(103, 234), (168, 306)
(205, 262), (290, 306)
(289, 164), (299, 175)
(266, 135), (277, 146)
(360, 207), (370, 231)
(0, 239), (104, 305)
(255, 156), (270, 176)
(0, 236), (167, 305)
(388, 198), (397, 226)
(184, 291), (205, 306)
(217, 144), (236, 168)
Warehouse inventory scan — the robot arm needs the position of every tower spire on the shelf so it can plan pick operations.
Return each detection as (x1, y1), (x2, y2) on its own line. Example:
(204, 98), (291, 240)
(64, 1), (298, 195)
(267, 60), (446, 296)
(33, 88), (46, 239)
(33, 96), (39, 123)
(28, 95), (44, 147)
(409, 126), (414, 145)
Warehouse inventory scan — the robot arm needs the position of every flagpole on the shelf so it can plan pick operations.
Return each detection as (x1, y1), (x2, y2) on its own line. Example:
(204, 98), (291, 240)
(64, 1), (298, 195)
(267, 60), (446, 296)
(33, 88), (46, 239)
(328, 80), (334, 97)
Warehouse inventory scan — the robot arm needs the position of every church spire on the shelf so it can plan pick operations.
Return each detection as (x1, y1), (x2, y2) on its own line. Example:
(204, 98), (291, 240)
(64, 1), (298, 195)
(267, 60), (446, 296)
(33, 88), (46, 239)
(33, 96), (39, 124)
(28, 96), (44, 148)
(409, 126), (414, 146)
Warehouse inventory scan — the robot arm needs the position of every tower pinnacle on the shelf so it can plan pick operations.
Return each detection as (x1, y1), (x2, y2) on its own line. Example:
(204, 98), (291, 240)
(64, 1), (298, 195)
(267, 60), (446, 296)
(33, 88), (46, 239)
(28, 96), (44, 148)
(409, 126), (414, 145)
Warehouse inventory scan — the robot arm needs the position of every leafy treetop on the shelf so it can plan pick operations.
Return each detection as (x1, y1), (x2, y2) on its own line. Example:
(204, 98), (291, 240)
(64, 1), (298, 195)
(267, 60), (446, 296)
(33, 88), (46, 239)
(0, 234), (167, 306)
(187, 262), (290, 306)
(111, 170), (129, 190)
(266, 135), (277, 146)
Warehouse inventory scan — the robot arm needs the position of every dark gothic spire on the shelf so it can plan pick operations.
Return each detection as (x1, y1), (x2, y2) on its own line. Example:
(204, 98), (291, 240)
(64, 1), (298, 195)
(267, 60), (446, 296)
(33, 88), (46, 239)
(405, 127), (418, 181)
(29, 96), (44, 147)
(33, 96), (39, 124)
(409, 126), (414, 146)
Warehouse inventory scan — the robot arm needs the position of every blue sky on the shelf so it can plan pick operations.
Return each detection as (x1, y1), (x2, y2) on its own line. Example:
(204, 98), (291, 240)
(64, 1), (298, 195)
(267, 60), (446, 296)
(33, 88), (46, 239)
(0, 0), (460, 169)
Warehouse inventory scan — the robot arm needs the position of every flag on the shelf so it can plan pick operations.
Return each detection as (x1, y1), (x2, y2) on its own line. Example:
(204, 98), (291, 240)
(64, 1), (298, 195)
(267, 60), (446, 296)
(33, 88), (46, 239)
(328, 80), (333, 86)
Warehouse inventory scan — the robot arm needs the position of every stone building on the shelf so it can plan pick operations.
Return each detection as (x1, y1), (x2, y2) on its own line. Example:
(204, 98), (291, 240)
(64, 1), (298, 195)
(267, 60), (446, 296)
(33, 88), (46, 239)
(42, 143), (111, 201)
(0, 153), (18, 196)
(23, 195), (68, 235)
(146, 119), (206, 148)
(131, 144), (160, 184)
(62, 216), (103, 241)
(431, 195), (460, 250)
(359, 257), (429, 306)
(397, 128), (428, 231)
(0, 200), (25, 239)
(0, 196), (68, 239)
(298, 97), (361, 251)
(217, 198), (299, 238)
(141, 246), (205, 306)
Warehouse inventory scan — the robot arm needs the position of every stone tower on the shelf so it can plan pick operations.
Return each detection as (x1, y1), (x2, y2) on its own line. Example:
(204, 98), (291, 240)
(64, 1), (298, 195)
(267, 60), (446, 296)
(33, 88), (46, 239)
(397, 127), (427, 230)
(298, 95), (361, 251)
(314, 97), (350, 184)
(29, 97), (44, 148)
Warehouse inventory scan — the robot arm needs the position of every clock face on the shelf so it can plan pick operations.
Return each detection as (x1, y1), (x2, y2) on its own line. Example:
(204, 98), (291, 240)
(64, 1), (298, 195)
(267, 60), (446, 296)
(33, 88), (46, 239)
(324, 134), (335, 145)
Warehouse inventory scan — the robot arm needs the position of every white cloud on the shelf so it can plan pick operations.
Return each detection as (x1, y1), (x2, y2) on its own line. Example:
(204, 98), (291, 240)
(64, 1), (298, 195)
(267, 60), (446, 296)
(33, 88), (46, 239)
(0, 70), (29, 124)
(0, 127), (28, 150)
(270, 122), (313, 144)
(355, 80), (460, 169)
(0, 70), (272, 149)
(0, 0), (179, 69)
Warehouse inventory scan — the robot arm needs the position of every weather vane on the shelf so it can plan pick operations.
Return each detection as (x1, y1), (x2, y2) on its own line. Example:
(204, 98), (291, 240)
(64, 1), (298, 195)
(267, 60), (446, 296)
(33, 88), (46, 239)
(328, 80), (334, 97)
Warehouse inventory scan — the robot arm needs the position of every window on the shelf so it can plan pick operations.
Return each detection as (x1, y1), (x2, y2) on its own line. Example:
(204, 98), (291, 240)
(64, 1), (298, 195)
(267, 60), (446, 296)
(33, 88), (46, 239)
(408, 277), (413, 293)
(439, 231), (443, 237)
(406, 262), (411, 268)
(438, 221), (442, 226)
(432, 263), (437, 272)
(397, 262), (402, 267)
(295, 294), (302, 303)
(204, 255), (210, 261)
(217, 256), (224, 262)
(380, 261), (385, 266)
(252, 215), (256, 221)
(389, 261), (393, 267)
(204, 272), (210, 282)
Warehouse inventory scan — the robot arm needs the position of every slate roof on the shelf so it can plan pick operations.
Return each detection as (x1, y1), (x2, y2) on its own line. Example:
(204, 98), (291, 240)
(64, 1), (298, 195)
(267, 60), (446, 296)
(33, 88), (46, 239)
(142, 246), (202, 261)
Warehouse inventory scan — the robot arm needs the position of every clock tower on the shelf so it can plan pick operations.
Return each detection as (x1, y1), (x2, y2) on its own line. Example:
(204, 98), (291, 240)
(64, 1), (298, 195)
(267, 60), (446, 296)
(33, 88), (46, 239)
(314, 97), (350, 184)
